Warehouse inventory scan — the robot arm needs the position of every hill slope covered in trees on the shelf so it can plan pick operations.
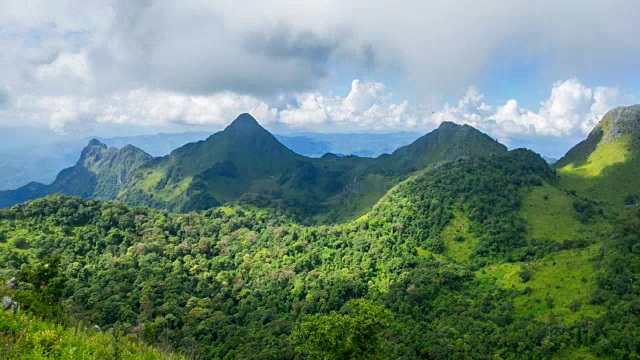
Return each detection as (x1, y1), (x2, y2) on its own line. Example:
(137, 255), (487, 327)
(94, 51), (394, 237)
(1, 148), (638, 359)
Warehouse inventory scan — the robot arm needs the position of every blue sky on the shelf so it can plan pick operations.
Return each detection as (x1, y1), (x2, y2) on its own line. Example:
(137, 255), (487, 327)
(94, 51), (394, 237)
(0, 0), (639, 158)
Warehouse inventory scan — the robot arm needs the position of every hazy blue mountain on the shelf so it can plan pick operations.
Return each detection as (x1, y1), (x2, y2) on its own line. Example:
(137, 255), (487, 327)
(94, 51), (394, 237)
(0, 140), (151, 208)
(276, 132), (423, 157)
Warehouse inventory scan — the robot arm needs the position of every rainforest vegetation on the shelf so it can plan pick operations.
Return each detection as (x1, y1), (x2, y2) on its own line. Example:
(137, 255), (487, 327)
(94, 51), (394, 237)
(2, 149), (639, 359)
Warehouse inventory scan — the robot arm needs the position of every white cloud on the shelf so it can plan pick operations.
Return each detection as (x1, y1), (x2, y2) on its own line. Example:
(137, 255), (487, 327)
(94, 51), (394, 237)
(0, 77), (626, 139)
(2, 0), (640, 100)
(279, 80), (420, 131)
(431, 78), (622, 138)
(6, 89), (277, 132)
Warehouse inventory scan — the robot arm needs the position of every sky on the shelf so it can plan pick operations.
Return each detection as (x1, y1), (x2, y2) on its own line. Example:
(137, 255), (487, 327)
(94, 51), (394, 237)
(1, 0), (639, 158)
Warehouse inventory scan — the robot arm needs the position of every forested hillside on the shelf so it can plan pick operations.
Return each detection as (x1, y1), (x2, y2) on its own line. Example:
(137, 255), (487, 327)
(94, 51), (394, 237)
(2, 149), (638, 359)
(118, 114), (506, 221)
(0, 114), (507, 224)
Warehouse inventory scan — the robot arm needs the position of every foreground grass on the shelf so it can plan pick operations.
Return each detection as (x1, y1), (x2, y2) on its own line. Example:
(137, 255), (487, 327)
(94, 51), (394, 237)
(0, 309), (184, 360)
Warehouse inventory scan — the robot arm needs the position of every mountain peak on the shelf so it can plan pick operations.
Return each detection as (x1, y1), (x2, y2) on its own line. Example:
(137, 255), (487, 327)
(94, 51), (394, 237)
(79, 139), (108, 163)
(225, 113), (263, 132)
(437, 121), (460, 130)
(87, 138), (106, 148)
(597, 104), (640, 142)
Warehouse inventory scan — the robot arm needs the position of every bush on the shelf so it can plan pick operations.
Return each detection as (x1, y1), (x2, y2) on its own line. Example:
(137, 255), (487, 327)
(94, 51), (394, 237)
(519, 269), (533, 283)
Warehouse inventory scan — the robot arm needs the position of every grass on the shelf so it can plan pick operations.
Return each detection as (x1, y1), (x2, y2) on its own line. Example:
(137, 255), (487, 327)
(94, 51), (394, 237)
(440, 213), (478, 262)
(480, 244), (606, 324)
(559, 140), (629, 178)
(0, 309), (184, 359)
(558, 135), (640, 206)
(552, 348), (601, 360)
(521, 183), (612, 243)
(415, 247), (447, 263)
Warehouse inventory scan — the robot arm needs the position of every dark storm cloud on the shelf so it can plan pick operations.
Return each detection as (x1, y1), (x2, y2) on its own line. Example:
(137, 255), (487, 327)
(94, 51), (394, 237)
(244, 26), (339, 63)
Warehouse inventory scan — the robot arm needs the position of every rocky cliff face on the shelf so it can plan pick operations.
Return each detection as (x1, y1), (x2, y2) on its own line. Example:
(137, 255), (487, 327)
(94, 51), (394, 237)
(597, 105), (640, 144)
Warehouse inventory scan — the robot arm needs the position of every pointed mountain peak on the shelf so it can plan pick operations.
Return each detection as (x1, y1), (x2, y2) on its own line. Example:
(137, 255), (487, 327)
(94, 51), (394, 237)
(225, 113), (264, 132)
(437, 121), (461, 130)
(79, 139), (108, 162)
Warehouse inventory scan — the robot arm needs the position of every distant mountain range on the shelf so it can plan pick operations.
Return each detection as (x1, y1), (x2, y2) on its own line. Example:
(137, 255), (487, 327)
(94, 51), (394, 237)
(0, 129), (421, 191)
(4, 104), (638, 222)
(0, 114), (505, 223)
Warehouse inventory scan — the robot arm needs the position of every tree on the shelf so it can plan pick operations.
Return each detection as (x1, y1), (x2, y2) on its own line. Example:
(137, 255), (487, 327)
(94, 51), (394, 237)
(17, 254), (68, 318)
(291, 299), (393, 359)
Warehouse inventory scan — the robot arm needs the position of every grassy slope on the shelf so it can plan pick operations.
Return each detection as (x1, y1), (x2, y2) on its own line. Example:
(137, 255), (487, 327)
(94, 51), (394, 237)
(440, 213), (478, 262)
(454, 180), (612, 324)
(480, 244), (606, 324)
(556, 105), (640, 206)
(558, 136), (640, 206)
(521, 182), (612, 242)
(0, 309), (183, 359)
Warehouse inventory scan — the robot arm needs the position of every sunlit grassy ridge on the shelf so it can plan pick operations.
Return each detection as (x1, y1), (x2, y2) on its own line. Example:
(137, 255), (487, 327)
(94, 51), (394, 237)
(556, 105), (640, 206)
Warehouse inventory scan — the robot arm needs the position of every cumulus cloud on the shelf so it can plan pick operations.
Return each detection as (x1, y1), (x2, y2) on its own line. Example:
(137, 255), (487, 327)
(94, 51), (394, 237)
(276, 78), (624, 136)
(431, 79), (622, 138)
(0, 77), (625, 138)
(279, 80), (419, 131)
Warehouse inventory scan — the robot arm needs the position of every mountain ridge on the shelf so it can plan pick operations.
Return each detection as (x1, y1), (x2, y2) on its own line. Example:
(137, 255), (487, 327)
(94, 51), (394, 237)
(0, 140), (151, 208)
(556, 104), (640, 205)
(0, 114), (509, 222)
(118, 114), (508, 220)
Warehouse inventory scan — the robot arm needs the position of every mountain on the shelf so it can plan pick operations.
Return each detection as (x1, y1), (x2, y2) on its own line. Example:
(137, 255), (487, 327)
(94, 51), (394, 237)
(0, 114), (508, 222)
(2, 146), (637, 359)
(556, 104), (640, 205)
(374, 121), (507, 174)
(118, 114), (507, 221)
(275, 132), (423, 158)
(0, 130), (418, 191)
(0, 140), (151, 208)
